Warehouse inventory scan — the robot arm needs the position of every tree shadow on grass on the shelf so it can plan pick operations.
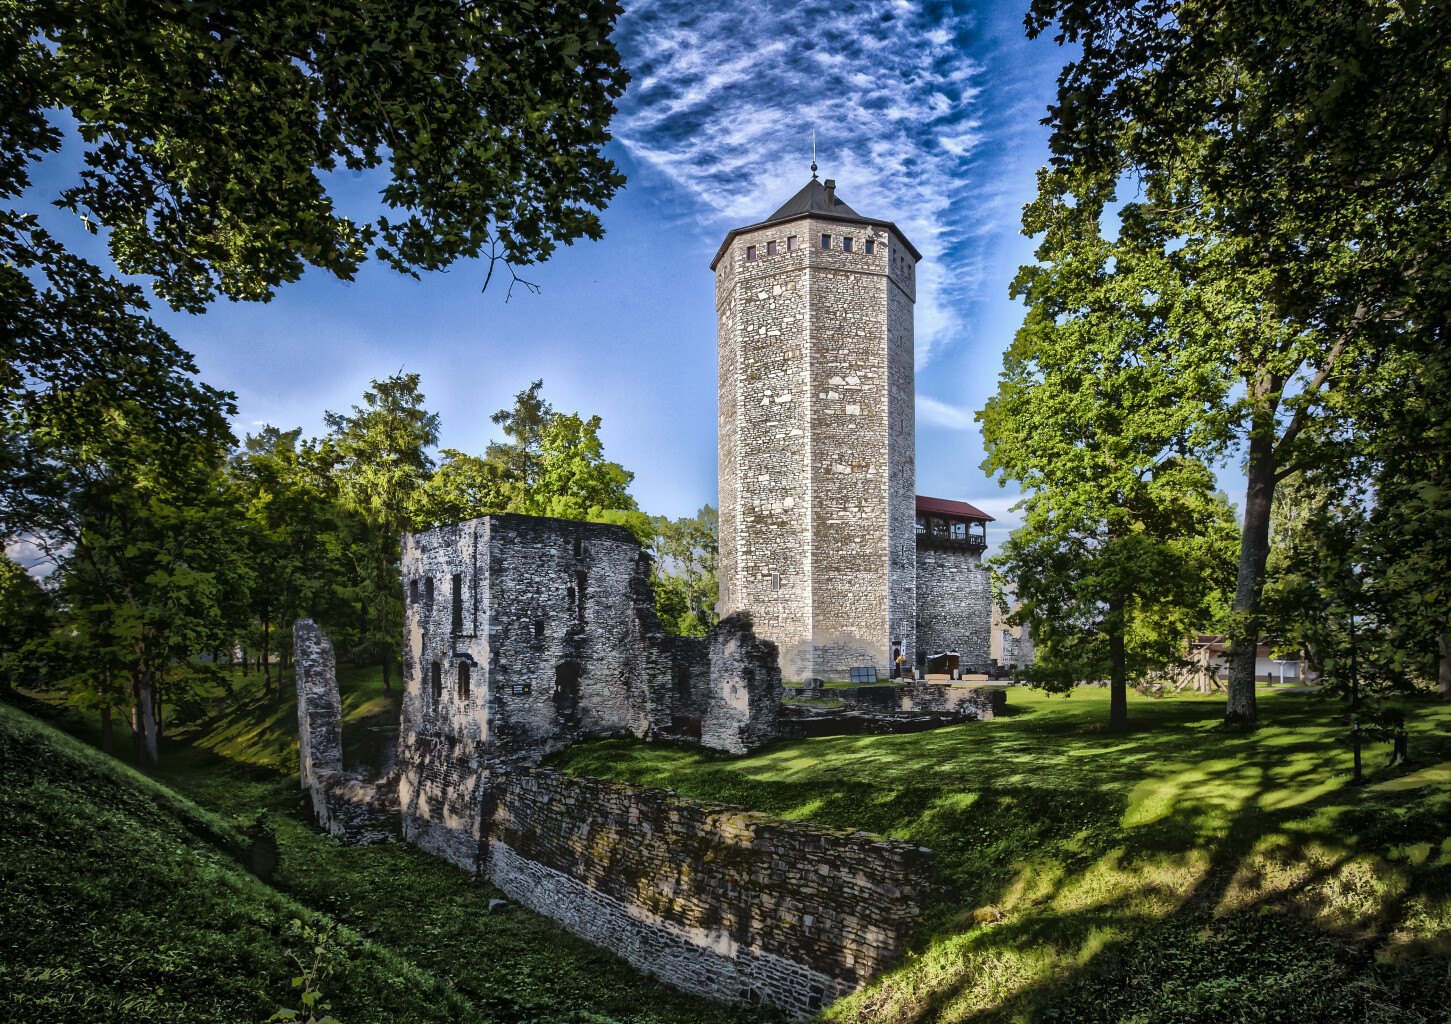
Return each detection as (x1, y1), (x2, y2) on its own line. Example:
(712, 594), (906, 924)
(836, 720), (1451, 1024)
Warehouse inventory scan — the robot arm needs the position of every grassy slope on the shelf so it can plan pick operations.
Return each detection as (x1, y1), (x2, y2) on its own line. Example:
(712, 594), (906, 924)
(0, 699), (487, 1023)
(11, 672), (765, 1024)
(548, 689), (1451, 1024)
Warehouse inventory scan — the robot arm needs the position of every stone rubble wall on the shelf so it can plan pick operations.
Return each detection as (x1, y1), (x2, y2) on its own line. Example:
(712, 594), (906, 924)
(702, 612), (784, 753)
(487, 768), (934, 1019)
(915, 546), (993, 674)
(294, 619), (397, 843)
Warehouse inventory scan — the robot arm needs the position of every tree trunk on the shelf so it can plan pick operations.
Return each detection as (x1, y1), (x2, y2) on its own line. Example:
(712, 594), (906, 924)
(1226, 432), (1277, 727)
(1350, 611), (1362, 783)
(130, 680), (145, 766)
(262, 616), (273, 696)
(381, 657), (393, 696)
(138, 673), (159, 767)
(1440, 628), (1450, 698)
(100, 704), (114, 755)
(1108, 605), (1129, 732)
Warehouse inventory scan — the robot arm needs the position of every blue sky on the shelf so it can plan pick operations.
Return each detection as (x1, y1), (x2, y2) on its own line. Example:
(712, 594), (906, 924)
(24, 0), (1076, 548)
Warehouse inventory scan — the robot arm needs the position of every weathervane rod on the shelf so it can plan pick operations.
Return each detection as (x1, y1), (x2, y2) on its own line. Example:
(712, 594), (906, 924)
(811, 130), (818, 180)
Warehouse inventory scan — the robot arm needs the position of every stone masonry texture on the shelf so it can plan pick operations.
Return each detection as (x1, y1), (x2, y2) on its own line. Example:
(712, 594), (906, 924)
(716, 213), (917, 681)
(915, 547), (993, 673)
(294, 620), (398, 843)
(488, 768), (934, 1019)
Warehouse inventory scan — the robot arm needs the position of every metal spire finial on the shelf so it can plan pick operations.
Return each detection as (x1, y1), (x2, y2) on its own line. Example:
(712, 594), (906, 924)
(811, 130), (818, 180)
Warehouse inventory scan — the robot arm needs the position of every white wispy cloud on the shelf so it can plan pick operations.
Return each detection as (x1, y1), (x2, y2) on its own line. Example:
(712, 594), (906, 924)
(916, 395), (977, 431)
(613, 0), (994, 365)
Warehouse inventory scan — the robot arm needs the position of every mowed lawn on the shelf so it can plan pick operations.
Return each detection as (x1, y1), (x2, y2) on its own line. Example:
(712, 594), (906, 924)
(548, 688), (1451, 1024)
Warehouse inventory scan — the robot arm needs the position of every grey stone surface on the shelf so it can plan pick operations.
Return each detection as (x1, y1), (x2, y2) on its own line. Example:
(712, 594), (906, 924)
(293, 620), (398, 843)
(486, 768), (933, 1019)
(715, 209), (917, 682)
(915, 547), (993, 674)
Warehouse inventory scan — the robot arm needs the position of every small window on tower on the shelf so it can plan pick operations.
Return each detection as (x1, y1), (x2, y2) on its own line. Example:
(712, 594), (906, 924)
(864, 239), (875, 254)
(821, 234), (831, 249)
(843, 237), (853, 252)
(787, 236), (798, 251)
(915, 516), (927, 535)
(458, 661), (470, 702)
(746, 245), (758, 261)
(766, 240), (777, 257)
(409, 579), (419, 604)
(770, 572), (781, 592)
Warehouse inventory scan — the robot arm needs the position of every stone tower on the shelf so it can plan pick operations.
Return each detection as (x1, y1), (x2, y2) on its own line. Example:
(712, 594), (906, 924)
(712, 177), (920, 681)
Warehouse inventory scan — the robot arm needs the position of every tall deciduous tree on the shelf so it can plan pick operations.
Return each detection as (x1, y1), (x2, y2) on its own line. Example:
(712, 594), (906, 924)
(649, 506), (720, 638)
(1020, 0), (1451, 723)
(326, 375), (439, 694)
(983, 184), (1238, 730)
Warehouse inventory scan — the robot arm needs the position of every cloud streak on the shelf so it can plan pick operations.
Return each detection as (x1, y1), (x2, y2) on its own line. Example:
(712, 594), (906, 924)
(613, 0), (994, 365)
(916, 395), (977, 431)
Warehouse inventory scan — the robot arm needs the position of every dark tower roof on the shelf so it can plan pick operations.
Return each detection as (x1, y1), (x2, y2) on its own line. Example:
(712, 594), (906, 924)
(709, 178), (921, 270)
(764, 178), (862, 222)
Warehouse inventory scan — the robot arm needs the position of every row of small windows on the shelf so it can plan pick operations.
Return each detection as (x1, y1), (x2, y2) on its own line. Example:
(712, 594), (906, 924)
(429, 660), (470, 703)
(915, 515), (987, 542)
(745, 236), (875, 261)
(409, 572), (467, 634)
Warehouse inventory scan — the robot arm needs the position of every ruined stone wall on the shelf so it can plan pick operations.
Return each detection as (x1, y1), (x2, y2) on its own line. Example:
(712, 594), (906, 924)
(294, 619), (397, 844)
(915, 547), (992, 673)
(487, 768), (933, 1019)
(716, 213), (918, 681)
(702, 613), (783, 753)
(395, 515), (786, 863)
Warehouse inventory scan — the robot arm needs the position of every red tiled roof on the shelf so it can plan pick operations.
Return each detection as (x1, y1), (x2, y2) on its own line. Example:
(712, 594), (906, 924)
(916, 495), (994, 521)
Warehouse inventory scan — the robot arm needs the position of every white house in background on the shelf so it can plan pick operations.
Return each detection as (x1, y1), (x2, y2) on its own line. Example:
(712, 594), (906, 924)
(1191, 635), (1319, 685)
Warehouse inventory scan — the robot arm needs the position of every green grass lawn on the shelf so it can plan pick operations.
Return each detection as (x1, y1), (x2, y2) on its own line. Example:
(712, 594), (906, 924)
(12, 671), (1451, 1024)
(6, 672), (768, 1024)
(548, 688), (1451, 1024)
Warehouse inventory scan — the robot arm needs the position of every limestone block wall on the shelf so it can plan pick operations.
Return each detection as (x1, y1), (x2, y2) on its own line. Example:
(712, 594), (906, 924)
(394, 514), (788, 864)
(915, 547), (992, 673)
(295, 619), (342, 791)
(294, 619), (398, 844)
(702, 613), (783, 753)
(716, 213), (918, 681)
(487, 768), (934, 1019)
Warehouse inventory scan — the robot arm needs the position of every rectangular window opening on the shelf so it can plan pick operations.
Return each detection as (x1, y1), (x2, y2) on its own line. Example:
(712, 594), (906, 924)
(409, 579), (419, 604)
(534, 619), (545, 639)
(746, 244), (757, 261)
(864, 239), (874, 254)
(821, 233), (831, 249)
(573, 535), (583, 558)
(451, 573), (463, 633)
(843, 237), (853, 252)
(458, 661), (470, 702)
(766, 240), (777, 257)
(575, 570), (587, 624)
(787, 236), (798, 251)
(770, 572), (780, 592)
(424, 577), (433, 603)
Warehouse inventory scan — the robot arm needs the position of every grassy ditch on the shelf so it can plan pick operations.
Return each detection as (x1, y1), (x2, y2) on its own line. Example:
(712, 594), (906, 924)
(5, 679), (770, 1024)
(548, 688), (1451, 1024)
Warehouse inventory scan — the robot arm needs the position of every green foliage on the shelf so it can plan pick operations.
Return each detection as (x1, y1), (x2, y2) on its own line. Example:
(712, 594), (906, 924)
(981, 196), (1239, 728)
(648, 506), (720, 637)
(324, 374), (439, 690)
(0, 555), (54, 692)
(11, 0), (629, 312)
(1018, 0), (1451, 724)
(269, 917), (349, 1024)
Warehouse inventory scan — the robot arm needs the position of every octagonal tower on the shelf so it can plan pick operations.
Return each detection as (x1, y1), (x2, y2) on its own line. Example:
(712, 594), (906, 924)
(711, 177), (920, 681)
